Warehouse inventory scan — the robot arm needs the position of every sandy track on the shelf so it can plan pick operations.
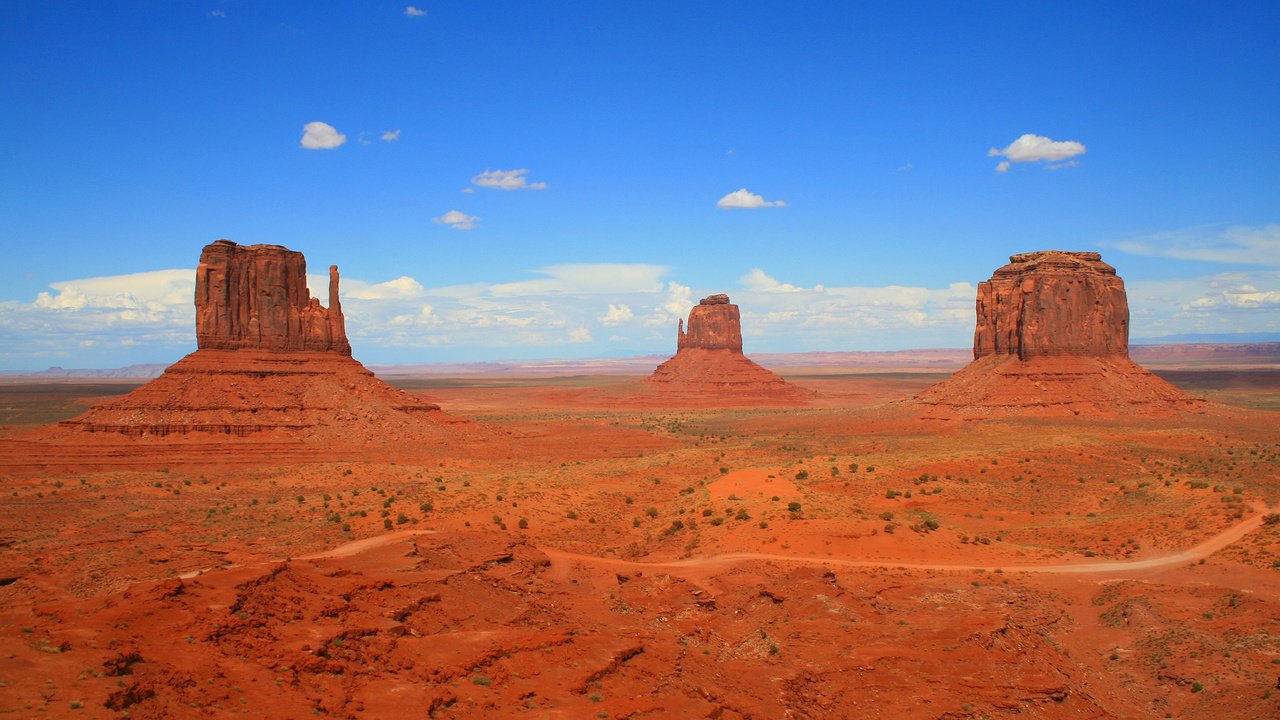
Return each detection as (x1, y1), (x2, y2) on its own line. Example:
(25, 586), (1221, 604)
(177, 510), (1269, 583)
(177, 529), (436, 578)
(543, 510), (1272, 576)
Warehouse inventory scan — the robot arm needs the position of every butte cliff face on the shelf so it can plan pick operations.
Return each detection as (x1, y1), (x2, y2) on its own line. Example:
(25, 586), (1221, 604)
(973, 251), (1128, 360)
(55, 240), (459, 443)
(677, 294), (743, 352)
(915, 251), (1200, 418)
(644, 294), (811, 405)
(196, 240), (351, 355)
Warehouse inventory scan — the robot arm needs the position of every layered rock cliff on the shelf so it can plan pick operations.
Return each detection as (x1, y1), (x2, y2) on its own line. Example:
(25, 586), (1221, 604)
(677, 294), (743, 352)
(644, 294), (811, 405)
(195, 240), (350, 355)
(916, 251), (1201, 418)
(55, 239), (459, 441)
(973, 251), (1128, 360)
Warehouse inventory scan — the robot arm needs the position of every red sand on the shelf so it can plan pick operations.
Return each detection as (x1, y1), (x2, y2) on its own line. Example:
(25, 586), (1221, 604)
(0, 370), (1278, 718)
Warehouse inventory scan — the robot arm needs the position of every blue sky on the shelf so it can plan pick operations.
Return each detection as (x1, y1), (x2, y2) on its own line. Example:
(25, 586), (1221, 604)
(2, 2), (1278, 369)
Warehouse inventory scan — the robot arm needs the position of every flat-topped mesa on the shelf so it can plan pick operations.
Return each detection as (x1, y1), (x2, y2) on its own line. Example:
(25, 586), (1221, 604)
(677, 294), (743, 352)
(195, 240), (351, 355)
(973, 250), (1128, 360)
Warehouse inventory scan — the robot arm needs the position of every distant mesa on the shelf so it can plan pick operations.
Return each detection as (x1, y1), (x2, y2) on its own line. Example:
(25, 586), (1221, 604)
(643, 294), (812, 405)
(56, 239), (457, 441)
(915, 250), (1203, 418)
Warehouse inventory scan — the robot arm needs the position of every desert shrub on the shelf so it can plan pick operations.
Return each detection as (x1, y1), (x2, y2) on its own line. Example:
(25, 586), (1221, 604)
(735, 509), (751, 521)
(880, 511), (894, 521)
(383, 519), (393, 530)
(787, 501), (802, 513)
(645, 507), (659, 518)
(795, 470), (809, 480)
(518, 518), (528, 529)
(566, 510), (579, 520)
(1263, 513), (1280, 525)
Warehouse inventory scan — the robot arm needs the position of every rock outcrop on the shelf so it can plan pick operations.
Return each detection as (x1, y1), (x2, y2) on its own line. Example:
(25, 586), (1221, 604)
(915, 251), (1202, 418)
(973, 251), (1127, 360)
(643, 295), (812, 405)
(677, 294), (743, 352)
(56, 240), (460, 442)
(196, 240), (350, 355)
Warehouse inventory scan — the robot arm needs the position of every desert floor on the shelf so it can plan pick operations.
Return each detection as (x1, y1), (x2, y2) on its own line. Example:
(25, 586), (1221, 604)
(1, 368), (1279, 718)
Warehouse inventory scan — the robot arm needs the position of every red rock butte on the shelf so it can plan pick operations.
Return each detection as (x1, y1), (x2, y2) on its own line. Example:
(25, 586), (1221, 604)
(196, 239), (351, 355)
(643, 294), (812, 405)
(915, 251), (1203, 418)
(53, 240), (459, 442)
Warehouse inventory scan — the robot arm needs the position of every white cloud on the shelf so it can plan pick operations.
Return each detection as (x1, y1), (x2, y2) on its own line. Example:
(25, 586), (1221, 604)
(660, 281), (693, 317)
(896, 163), (914, 172)
(210, 10), (226, 18)
(471, 168), (547, 191)
(599, 303), (633, 326)
(987, 133), (1085, 170)
(381, 129), (401, 142)
(489, 264), (667, 297)
(33, 269), (194, 310)
(740, 268), (805, 293)
(13, 247), (1280, 370)
(716, 188), (787, 209)
(433, 210), (478, 231)
(1224, 287), (1280, 308)
(345, 276), (426, 300)
(404, 6), (426, 17)
(1109, 224), (1280, 267)
(461, 187), (474, 194)
(300, 121), (347, 150)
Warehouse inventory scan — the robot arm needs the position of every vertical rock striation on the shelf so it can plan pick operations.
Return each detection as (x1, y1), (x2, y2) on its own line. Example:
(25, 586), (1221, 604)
(644, 294), (811, 405)
(973, 251), (1128, 360)
(677, 294), (744, 352)
(195, 240), (350, 355)
(55, 239), (457, 440)
(914, 251), (1200, 418)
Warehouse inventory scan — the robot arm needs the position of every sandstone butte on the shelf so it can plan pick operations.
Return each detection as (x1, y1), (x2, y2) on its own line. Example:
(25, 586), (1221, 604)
(914, 250), (1203, 418)
(55, 240), (457, 442)
(643, 294), (812, 405)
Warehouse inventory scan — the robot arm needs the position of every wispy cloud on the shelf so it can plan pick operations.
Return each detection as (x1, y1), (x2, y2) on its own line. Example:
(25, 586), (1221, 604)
(381, 129), (401, 142)
(404, 6), (426, 17)
(300, 121), (346, 150)
(433, 210), (478, 231)
(716, 188), (786, 209)
(988, 133), (1085, 171)
(1109, 224), (1280, 267)
(471, 168), (547, 191)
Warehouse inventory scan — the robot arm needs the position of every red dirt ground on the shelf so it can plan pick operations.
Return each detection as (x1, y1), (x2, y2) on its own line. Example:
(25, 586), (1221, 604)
(1, 367), (1279, 718)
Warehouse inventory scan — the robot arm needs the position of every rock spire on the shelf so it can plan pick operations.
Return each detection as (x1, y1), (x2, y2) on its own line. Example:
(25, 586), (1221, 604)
(195, 240), (351, 355)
